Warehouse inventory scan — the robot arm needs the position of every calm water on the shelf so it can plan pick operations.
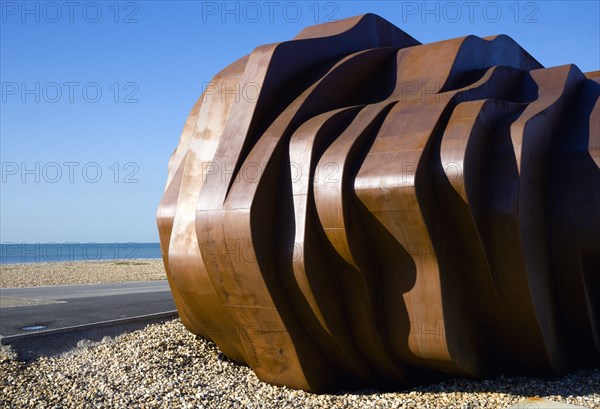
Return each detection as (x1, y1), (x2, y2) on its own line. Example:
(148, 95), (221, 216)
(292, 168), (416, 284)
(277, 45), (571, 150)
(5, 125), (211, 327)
(0, 243), (162, 264)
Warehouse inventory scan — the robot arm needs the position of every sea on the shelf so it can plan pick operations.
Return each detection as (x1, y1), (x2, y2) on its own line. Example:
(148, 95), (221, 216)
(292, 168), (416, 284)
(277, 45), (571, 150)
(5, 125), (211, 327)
(0, 243), (162, 264)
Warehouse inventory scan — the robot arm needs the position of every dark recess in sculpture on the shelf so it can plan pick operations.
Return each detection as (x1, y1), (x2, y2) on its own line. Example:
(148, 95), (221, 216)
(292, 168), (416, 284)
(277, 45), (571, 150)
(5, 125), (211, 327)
(157, 14), (600, 392)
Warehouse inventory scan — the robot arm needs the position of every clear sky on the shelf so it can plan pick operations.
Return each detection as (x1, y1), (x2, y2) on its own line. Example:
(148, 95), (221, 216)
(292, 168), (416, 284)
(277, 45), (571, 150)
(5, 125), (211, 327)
(1, 0), (598, 243)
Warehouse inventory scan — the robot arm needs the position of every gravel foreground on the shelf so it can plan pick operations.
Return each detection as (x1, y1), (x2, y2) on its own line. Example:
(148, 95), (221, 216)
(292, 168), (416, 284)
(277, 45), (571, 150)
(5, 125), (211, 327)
(0, 259), (166, 288)
(2, 319), (599, 409)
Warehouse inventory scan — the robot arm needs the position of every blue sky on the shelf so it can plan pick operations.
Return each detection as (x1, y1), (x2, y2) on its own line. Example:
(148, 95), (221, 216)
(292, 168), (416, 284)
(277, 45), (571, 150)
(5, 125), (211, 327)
(1, 0), (598, 243)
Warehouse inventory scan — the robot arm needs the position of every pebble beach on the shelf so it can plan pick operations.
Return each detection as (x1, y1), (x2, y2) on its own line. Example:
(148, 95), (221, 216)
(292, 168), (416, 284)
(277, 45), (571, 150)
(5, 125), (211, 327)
(1, 260), (599, 408)
(0, 259), (166, 288)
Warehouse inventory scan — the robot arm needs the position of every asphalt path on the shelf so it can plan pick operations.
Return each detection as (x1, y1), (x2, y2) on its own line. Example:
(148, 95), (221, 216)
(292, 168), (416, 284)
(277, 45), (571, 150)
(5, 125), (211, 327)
(0, 281), (175, 337)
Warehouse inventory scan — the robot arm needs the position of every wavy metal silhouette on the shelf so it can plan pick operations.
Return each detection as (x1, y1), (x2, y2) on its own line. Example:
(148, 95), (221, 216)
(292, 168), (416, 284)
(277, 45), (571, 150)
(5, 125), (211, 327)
(157, 14), (600, 392)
